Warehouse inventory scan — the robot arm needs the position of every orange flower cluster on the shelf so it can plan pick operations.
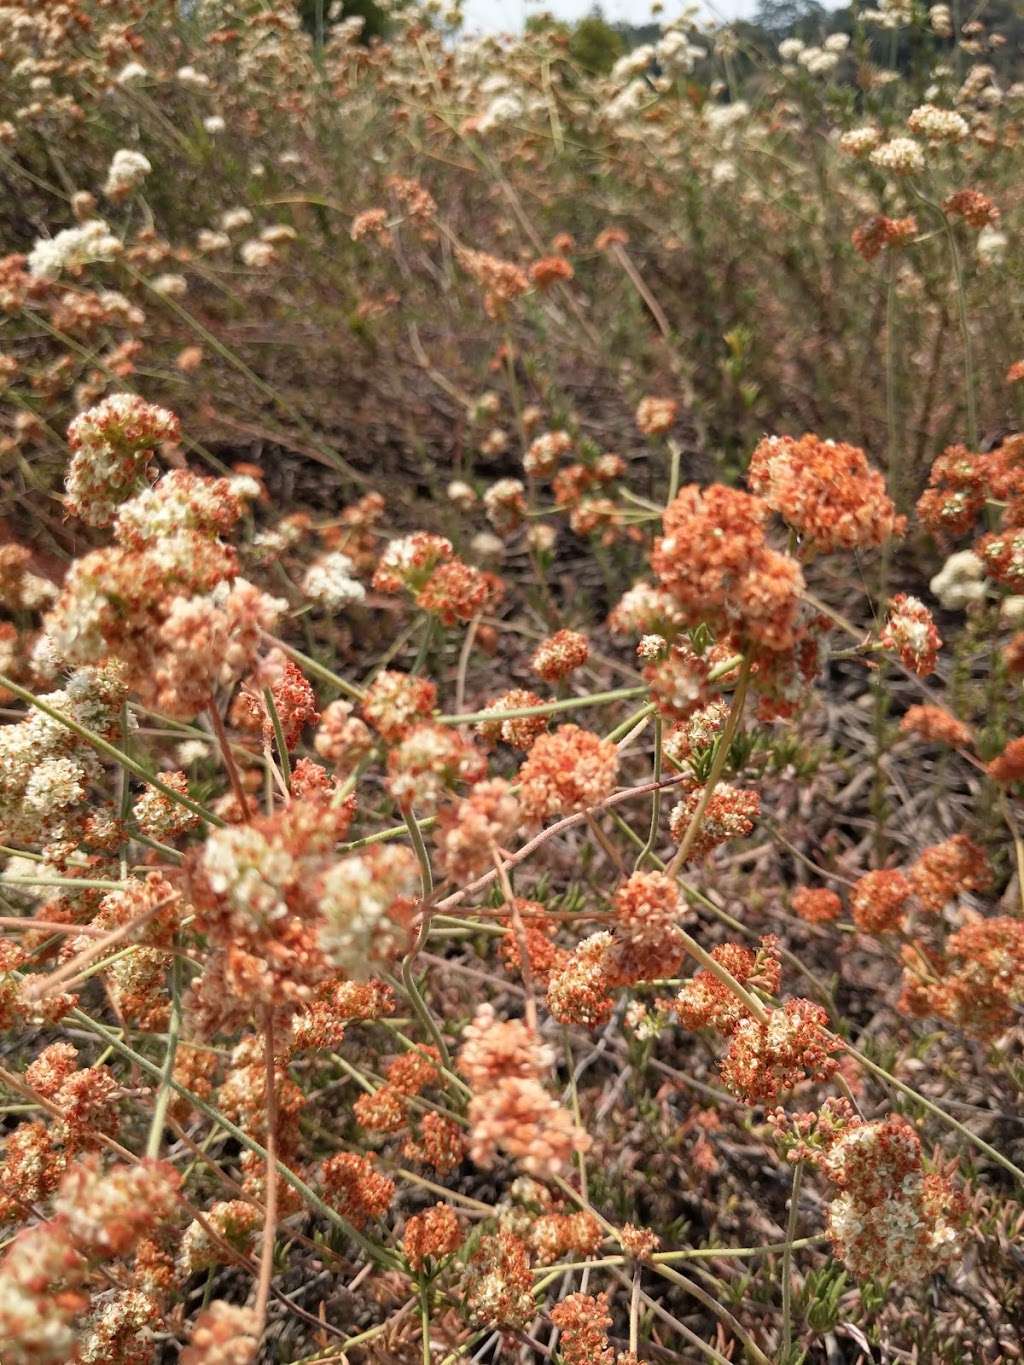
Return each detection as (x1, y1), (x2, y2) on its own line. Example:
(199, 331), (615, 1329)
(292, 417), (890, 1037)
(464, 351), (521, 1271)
(899, 704), (972, 749)
(748, 432), (906, 552)
(386, 722), (487, 811)
(986, 736), (1024, 783)
(320, 1152), (395, 1230)
(643, 642), (710, 721)
(466, 1231), (534, 1329)
(635, 395), (678, 436)
(530, 255), (574, 289)
(354, 1046), (441, 1136)
(652, 484), (805, 654)
(851, 214), (917, 260)
(909, 834), (991, 911)
(943, 189), (1000, 228)
(850, 868), (912, 934)
(668, 783), (761, 861)
(456, 245), (530, 318)
(901, 915), (1024, 1040)
(550, 1291), (616, 1365)
(791, 886), (842, 924)
(403, 1201), (461, 1270)
(531, 628), (589, 682)
(362, 669), (437, 743)
(478, 688), (549, 751)
(434, 777), (521, 881)
(519, 724), (619, 820)
(458, 1004), (590, 1175)
(880, 595), (941, 675)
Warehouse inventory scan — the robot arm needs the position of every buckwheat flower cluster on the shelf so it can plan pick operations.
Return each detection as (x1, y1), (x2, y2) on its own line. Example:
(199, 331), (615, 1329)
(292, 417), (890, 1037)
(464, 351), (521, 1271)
(524, 428), (572, 478)
(180, 1200), (260, 1274)
(943, 188), (1000, 228)
(664, 699), (728, 762)
(899, 704), (973, 748)
(907, 104), (969, 141)
(133, 771), (199, 841)
(850, 868), (912, 933)
(750, 433), (905, 551)
(519, 724), (619, 820)
(839, 125), (882, 156)
(402, 1202), (462, 1270)
(531, 628), (589, 681)
(103, 147), (152, 198)
(65, 393), (179, 526)
(362, 670), (437, 743)
(416, 558), (500, 624)
(317, 844), (418, 979)
(321, 1152), (395, 1229)
(821, 1116), (965, 1281)
(720, 997), (840, 1103)
(372, 532), (453, 594)
(612, 870), (683, 946)
(483, 477), (528, 536)
(180, 1301), (259, 1365)
(668, 783), (761, 860)
(465, 1230), (534, 1329)
(477, 689), (548, 750)
(0, 1155), (180, 1364)
(0, 664), (127, 849)
(456, 245), (530, 318)
(608, 581), (687, 640)
(652, 484), (805, 653)
(233, 651), (318, 750)
(674, 938), (780, 1036)
(550, 1291), (615, 1365)
(909, 834), (990, 911)
(635, 395), (678, 436)
(27, 218), (122, 279)
(434, 778), (521, 881)
(916, 445), (988, 537)
(354, 1046), (441, 1135)
(50, 439), (280, 719)
(880, 594), (941, 675)
(301, 550), (365, 609)
(187, 789), (358, 1013)
(314, 699), (375, 768)
(869, 136), (925, 175)
(901, 915), (1024, 1039)
(547, 932), (617, 1027)
(643, 641), (710, 720)
(458, 1003), (590, 1175)
(791, 885), (842, 924)
(386, 722), (487, 811)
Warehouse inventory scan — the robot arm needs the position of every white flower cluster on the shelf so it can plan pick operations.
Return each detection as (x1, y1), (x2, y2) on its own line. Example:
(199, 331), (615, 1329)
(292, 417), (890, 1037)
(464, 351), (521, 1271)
(869, 136), (925, 175)
(302, 552), (366, 609)
(930, 550), (986, 610)
(318, 846), (418, 976)
(28, 219), (122, 279)
(839, 126), (882, 157)
(907, 103), (969, 142)
(862, 0), (914, 27)
(0, 666), (126, 847)
(103, 148), (152, 198)
(201, 824), (296, 930)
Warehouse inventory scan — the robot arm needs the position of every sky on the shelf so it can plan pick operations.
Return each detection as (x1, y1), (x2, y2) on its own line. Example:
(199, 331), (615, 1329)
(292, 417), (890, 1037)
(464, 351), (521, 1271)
(460, 0), (764, 34)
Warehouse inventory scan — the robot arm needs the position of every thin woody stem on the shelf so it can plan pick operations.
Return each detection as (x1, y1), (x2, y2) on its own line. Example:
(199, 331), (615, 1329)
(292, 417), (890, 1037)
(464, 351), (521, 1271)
(208, 702), (252, 819)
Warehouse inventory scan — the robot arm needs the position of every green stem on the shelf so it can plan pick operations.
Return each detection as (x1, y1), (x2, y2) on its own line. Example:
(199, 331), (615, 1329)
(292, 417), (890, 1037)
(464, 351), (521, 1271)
(781, 1160), (803, 1358)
